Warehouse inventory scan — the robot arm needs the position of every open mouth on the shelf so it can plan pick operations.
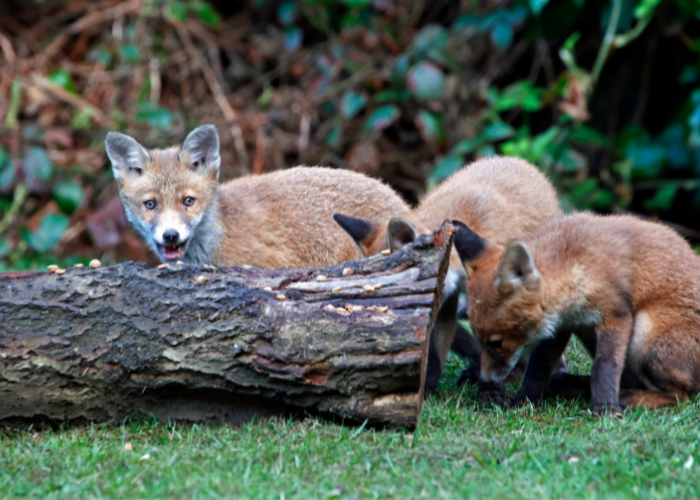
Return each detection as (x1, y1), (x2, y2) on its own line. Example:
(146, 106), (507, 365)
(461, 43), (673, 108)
(156, 242), (186, 261)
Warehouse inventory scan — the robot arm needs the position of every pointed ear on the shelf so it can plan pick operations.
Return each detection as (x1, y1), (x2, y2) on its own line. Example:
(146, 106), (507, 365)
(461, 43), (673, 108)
(387, 217), (418, 251)
(180, 124), (221, 176)
(452, 220), (488, 263)
(333, 214), (378, 256)
(105, 131), (151, 180)
(495, 239), (540, 294)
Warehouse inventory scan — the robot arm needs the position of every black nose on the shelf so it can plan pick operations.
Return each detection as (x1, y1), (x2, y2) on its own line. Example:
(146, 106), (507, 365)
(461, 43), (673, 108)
(163, 230), (180, 246)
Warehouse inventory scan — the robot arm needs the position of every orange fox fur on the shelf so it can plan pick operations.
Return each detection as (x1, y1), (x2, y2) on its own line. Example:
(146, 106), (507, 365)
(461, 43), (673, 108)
(334, 157), (562, 392)
(453, 212), (700, 413)
(106, 125), (411, 268)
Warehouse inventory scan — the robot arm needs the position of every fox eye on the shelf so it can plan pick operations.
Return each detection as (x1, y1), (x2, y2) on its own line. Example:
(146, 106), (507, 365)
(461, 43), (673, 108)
(183, 197), (196, 207)
(144, 200), (157, 211)
(487, 338), (503, 350)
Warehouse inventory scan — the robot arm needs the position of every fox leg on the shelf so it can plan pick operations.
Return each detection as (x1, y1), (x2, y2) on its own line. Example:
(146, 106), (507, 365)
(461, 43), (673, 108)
(511, 330), (573, 406)
(590, 312), (634, 415)
(424, 289), (460, 394)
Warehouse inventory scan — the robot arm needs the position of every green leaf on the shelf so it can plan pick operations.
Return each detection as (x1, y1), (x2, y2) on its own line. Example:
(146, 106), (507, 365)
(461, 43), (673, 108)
(47, 70), (77, 94)
(429, 157), (463, 183)
(391, 55), (410, 88)
(476, 145), (496, 158)
(189, 0), (221, 27)
(26, 213), (69, 253)
(624, 139), (666, 178)
(491, 24), (513, 48)
(120, 44), (141, 63)
(342, 0), (371, 6)
(166, 0), (187, 22)
(283, 27), (303, 52)
(277, 0), (296, 26)
(481, 122), (516, 142)
(407, 62), (445, 101)
(363, 105), (400, 131)
(0, 164), (14, 191)
(373, 90), (408, 103)
(492, 81), (543, 112)
(412, 25), (448, 54)
(0, 238), (10, 259)
(531, 127), (559, 159)
(451, 137), (482, 156)
(570, 126), (611, 148)
(529, 0), (550, 15)
(644, 184), (677, 210)
(136, 103), (173, 130)
(53, 181), (85, 214)
(23, 147), (53, 182)
(415, 111), (447, 146)
(0, 145), (7, 168)
(340, 91), (367, 119)
(71, 108), (94, 131)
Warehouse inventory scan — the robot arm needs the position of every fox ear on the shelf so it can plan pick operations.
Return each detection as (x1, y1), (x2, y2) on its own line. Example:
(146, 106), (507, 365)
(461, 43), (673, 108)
(105, 131), (151, 180)
(180, 124), (221, 176)
(387, 217), (418, 251)
(333, 214), (378, 256)
(496, 239), (540, 294)
(452, 220), (487, 263)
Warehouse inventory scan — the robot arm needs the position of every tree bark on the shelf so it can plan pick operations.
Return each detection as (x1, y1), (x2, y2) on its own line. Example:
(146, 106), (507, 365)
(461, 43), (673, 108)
(0, 222), (454, 429)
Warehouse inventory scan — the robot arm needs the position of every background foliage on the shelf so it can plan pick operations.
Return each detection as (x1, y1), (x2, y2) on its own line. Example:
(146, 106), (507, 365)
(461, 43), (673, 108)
(0, 0), (699, 269)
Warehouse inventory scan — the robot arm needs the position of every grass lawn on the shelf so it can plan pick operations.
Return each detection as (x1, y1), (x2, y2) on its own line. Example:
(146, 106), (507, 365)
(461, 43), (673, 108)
(2, 339), (699, 499)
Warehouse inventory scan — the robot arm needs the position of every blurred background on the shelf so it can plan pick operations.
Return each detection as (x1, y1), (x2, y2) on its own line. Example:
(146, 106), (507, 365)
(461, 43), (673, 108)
(0, 0), (698, 271)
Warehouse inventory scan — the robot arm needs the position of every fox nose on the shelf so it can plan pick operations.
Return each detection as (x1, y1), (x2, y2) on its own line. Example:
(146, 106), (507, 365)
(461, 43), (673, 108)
(163, 230), (180, 246)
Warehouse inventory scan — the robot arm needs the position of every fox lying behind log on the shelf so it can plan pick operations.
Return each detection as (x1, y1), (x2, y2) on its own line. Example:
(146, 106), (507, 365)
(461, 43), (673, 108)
(452, 212), (700, 414)
(333, 157), (568, 393)
(105, 124), (414, 269)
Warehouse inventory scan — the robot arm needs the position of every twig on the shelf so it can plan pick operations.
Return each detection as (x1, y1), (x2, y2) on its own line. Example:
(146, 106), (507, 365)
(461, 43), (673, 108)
(0, 184), (29, 235)
(177, 26), (249, 170)
(29, 73), (116, 128)
(3, 79), (21, 129)
(0, 32), (15, 65)
(591, 0), (622, 86)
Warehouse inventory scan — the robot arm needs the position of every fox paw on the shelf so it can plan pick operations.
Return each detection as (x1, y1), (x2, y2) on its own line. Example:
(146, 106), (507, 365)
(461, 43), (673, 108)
(591, 403), (624, 417)
(476, 380), (507, 405)
(456, 366), (479, 387)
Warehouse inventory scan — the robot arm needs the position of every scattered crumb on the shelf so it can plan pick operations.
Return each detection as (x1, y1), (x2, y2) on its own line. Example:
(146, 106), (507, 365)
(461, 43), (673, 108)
(123, 443), (133, 451)
(73, 263), (84, 268)
(139, 453), (151, 461)
(374, 284), (382, 290)
(363, 284), (375, 292)
(157, 264), (168, 270)
(276, 294), (287, 301)
(47, 265), (59, 273)
(264, 287), (273, 292)
(332, 286), (342, 292)
(55, 269), (66, 275)
(89, 259), (101, 269)
(381, 249), (391, 255)
(316, 275), (327, 282)
(196, 275), (209, 285)
(346, 305), (364, 312)
(176, 260), (184, 265)
(342, 268), (353, 276)
(377, 306), (389, 313)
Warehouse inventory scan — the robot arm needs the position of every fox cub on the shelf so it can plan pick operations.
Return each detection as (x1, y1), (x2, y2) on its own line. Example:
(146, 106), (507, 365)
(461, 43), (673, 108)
(453, 212), (700, 414)
(105, 124), (411, 268)
(334, 157), (563, 392)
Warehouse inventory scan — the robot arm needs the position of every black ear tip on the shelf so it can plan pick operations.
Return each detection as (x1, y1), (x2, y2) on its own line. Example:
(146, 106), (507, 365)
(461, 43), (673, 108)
(333, 214), (374, 244)
(452, 221), (486, 261)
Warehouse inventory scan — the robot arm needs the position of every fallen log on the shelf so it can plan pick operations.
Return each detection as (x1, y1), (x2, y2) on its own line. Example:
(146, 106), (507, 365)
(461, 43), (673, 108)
(0, 222), (454, 429)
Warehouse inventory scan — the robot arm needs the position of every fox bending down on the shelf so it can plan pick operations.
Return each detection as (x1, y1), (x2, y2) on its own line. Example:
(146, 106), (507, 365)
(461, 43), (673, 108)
(453, 213), (700, 414)
(105, 125), (411, 268)
(334, 157), (563, 392)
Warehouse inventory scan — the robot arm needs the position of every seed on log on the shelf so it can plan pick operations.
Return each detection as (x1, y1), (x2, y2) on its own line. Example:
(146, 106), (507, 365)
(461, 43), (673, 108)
(363, 284), (375, 292)
(196, 275), (209, 285)
(89, 259), (101, 269)
(47, 265), (59, 273)
(342, 268), (353, 276)
(176, 261), (184, 265)
(264, 287), (273, 292)
(55, 269), (66, 275)
(332, 286), (342, 292)
(276, 294), (287, 301)
(374, 284), (382, 290)
(377, 306), (389, 313)
(315, 275), (327, 282)
(157, 264), (168, 270)
(381, 249), (391, 255)
(74, 263), (84, 268)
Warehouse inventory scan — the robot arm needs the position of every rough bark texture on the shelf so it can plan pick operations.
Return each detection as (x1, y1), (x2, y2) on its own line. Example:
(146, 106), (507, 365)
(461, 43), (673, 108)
(0, 223), (453, 429)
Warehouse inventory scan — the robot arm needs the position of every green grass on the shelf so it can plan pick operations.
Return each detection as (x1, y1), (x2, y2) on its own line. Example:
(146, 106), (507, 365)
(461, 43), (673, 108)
(2, 340), (699, 500)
